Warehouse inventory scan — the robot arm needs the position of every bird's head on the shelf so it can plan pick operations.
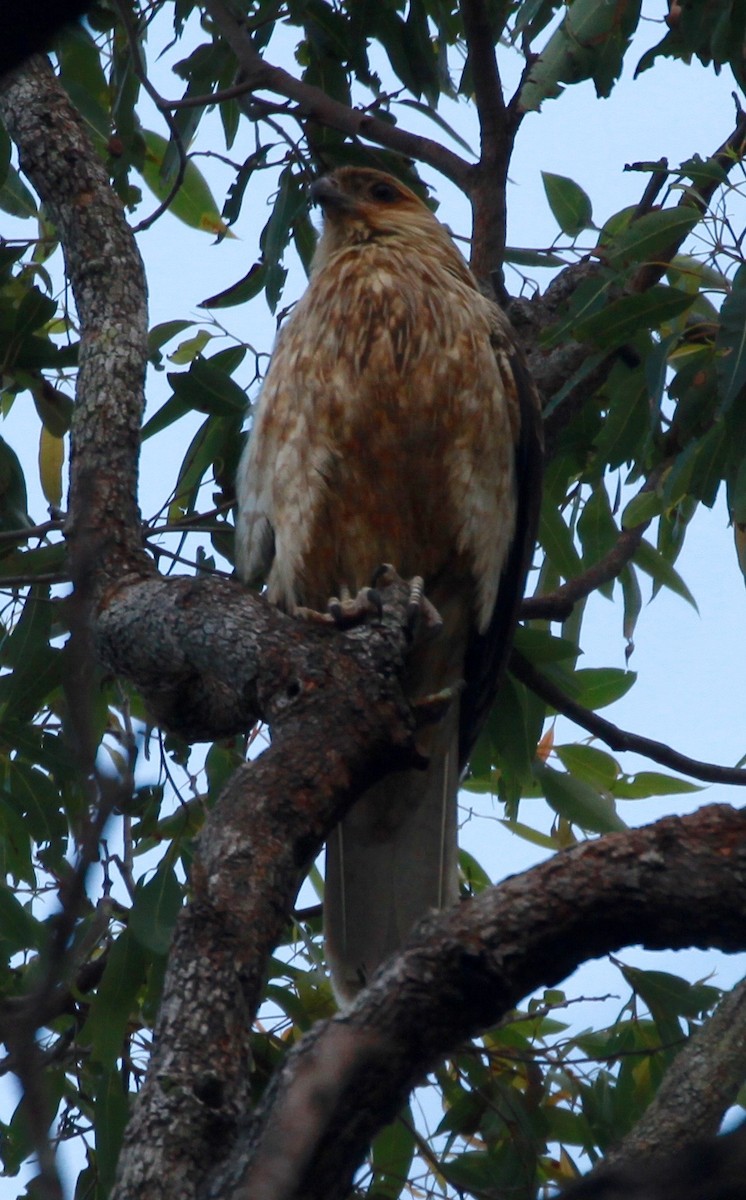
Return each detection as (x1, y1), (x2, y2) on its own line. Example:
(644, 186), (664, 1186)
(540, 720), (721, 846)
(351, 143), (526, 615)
(309, 167), (464, 272)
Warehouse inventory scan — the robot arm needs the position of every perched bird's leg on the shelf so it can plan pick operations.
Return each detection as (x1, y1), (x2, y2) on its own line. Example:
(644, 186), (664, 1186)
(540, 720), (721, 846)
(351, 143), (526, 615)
(371, 564), (443, 637)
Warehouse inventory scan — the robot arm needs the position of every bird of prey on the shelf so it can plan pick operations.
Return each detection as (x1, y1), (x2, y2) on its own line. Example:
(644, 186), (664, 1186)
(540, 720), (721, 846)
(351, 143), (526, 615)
(235, 166), (541, 1002)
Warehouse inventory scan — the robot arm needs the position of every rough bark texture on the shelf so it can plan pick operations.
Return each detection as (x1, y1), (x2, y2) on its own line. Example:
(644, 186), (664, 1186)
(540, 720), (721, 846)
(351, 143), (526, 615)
(112, 585), (420, 1200)
(0, 55), (151, 588)
(561, 1124), (746, 1200)
(206, 805), (746, 1200)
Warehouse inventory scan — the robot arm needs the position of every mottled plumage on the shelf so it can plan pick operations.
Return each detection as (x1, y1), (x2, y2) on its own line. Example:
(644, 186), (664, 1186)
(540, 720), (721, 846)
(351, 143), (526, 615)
(236, 167), (540, 1002)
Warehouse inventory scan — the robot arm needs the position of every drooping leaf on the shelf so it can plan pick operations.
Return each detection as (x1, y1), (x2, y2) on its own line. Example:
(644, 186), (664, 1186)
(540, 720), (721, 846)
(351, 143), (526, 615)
(370, 1109), (416, 1199)
(536, 763), (626, 834)
(82, 929), (149, 1067)
(601, 207), (700, 271)
(716, 262), (746, 411)
(129, 860), (184, 955)
(38, 425), (65, 508)
(542, 172), (593, 237)
(614, 771), (702, 799)
(520, 0), (642, 109)
(139, 129), (233, 236)
(555, 744), (620, 791)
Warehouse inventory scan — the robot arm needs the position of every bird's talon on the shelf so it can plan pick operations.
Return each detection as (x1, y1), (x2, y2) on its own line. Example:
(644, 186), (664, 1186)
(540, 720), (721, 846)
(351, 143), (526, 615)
(365, 587), (384, 620)
(370, 562), (397, 588)
(412, 682), (464, 728)
(294, 604), (335, 625)
(325, 586), (382, 628)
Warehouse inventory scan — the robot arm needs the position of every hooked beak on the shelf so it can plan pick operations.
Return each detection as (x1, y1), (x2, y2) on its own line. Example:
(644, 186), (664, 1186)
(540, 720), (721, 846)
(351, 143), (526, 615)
(309, 175), (352, 213)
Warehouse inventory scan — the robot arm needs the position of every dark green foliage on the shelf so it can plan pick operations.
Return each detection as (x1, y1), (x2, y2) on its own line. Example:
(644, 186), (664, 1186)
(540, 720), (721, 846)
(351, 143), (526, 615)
(0, 2), (743, 1196)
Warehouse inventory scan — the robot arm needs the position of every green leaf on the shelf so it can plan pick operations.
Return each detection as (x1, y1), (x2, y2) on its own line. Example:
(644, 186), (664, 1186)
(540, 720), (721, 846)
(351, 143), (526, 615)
(536, 763), (627, 834)
(574, 286), (693, 349)
(467, 673), (544, 806)
(620, 964), (720, 1021)
(0, 793), (35, 884)
(614, 771), (702, 799)
(370, 1110), (416, 1198)
(148, 319), (194, 360)
(94, 1066), (131, 1194)
(716, 262), (746, 411)
(443, 1152), (498, 1192)
(261, 168), (307, 270)
(0, 164), (37, 218)
(512, 626), (578, 664)
(543, 271), (616, 348)
(398, 98), (473, 154)
(139, 129), (232, 236)
(542, 664), (636, 710)
(503, 246), (567, 268)
(577, 487), (618, 578)
(5, 761), (66, 850)
(539, 499), (582, 579)
(498, 817), (558, 850)
(620, 563), (642, 645)
(602, 208), (700, 270)
(168, 329), (213, 365)
(520, 0), (641, 109)
(129, 861), (183, 955)
(633, 539), (698, 608)
(459, 848), (493, 894)
(168, 357), (247, 417)
(555, 744), (620, 790)
(542, 172), (593, 237)
(201, 261), (268, 309)
(82, 929), (149, 1066)
(0, 882), (43, 954)
(168, 413), (241, 521)
(0, 436), (30, 530)
(621, 490), (663, 529)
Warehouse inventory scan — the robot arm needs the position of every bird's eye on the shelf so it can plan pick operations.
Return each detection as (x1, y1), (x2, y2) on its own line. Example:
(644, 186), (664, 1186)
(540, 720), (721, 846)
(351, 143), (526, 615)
(369, 182), (398, 202)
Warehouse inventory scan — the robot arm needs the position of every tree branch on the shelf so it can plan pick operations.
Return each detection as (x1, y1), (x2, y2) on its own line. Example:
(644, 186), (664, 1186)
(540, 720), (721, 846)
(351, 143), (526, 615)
(459, 0), (516, 286)
(511, 650), (746, 786)
(204, 0), (470, 186)
(0, 56), (151, 588)
(608, 975), (746, 1162)
(522, 519), (651, 621)
(207, 805), (746, 1200)
(111, 584), (422, 1200)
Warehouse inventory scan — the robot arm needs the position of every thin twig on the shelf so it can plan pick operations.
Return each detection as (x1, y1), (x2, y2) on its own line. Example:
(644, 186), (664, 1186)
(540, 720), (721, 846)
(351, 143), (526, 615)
(113, 0), (189, 233)
(511, 650), (746, 786)
(631, 109), (746, 293)
(204, 0), (470, 186)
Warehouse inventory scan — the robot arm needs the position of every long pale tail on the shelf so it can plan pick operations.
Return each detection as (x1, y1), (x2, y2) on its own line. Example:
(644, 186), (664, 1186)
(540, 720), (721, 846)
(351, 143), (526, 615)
(324, 703), (460, 1004)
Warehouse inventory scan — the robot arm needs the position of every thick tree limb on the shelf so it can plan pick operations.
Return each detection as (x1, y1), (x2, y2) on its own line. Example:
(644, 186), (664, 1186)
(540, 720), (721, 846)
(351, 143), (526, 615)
(511, 651), (746, 787)
(205, 805), (746, 1200)
(0, 56), (151, 588)
(460, 0), (515, 284)
(562, 1124), (746, 1200)
(111, 585), (422, 1200)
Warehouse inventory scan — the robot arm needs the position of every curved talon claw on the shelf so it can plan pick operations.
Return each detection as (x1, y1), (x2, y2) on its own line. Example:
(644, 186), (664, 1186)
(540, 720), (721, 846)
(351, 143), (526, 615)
(371, 562), (398, 588)
(326, 585), (382, 627)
